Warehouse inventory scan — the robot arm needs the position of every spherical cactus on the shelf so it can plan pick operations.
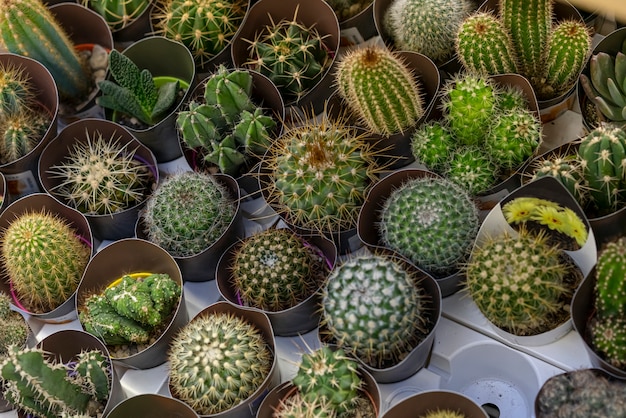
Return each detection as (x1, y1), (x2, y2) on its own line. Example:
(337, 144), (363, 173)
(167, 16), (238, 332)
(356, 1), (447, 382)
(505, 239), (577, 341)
(321, 253), (432, 369)
(141, 171), (237, 257)
(1, 210), (91, 314)
(167, 311), (273, 415)
(0, 293), (28, 357)
(0, 110), (50, 164)
(595, 237), (626, 317)
(0, 62), (37, 117)
(527, 155), (589, 206)
(496, 84), (530, 112)
(410, 121), (455, 173)
(445, 146), (498, 195)
(335, 45), (425, 136)
(378, 176), (480, 278)
(485, 108), (542, 171)
(422, 411), (466, 418)
(591, 315), (626, 370)
(83, 0), (151, 31)
(275, 392), (335, 418)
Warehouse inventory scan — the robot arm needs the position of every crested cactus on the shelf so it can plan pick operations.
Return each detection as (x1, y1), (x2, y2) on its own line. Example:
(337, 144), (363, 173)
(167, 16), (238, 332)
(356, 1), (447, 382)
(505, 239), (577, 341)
(321, 253), (432, 369)
(335, 44), (425, 136)
(0, 345), (111, 418)
(0, 110), (50, 164)
(0, 293), (29, 358)
(168, 311), (272, 415)
(445, 146), (498, 195)
(1, 210), (91, 314)
(231, 228), (329, 312)
(45, 129), (155, 216)
(410, 121), (455, 173)
(378, 176), (480, 278)
(83, 0), (151, 31)
(140, 171), (237, 257)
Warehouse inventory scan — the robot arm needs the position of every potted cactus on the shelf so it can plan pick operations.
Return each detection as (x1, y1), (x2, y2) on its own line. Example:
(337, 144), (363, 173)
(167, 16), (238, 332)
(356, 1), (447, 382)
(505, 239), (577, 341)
(382, 390), (489, 418)
(107, 393), (200, 418)
(0, 293), (29, 413)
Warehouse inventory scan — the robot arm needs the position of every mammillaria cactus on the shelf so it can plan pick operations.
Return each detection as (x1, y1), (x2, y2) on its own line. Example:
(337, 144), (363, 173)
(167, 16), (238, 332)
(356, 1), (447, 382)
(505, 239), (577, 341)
(1, 210), (91, 314)
(335, 45), (425, 136)
(591, 315), (626, 370)
(168, 310), (273, 415)
(445, 146), (498, 195)
(378, 176), (480, 278)
(409, 121), (454, 173)
(485, 108), (541, 170)
(0, 293), (28, 359)
(83, 0), (151, 31)
(526, 155), (589, 206)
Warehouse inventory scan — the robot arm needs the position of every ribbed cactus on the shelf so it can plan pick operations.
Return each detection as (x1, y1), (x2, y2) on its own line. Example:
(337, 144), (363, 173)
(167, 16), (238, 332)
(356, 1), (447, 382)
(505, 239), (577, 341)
(594, 238), (626, 317)
(321, 253), (432, 369)
(383, 0), (472, 63)
(83, 0), (151, 31)
(0, 62), (37, 117)
(275, 392), (335, 418)
(410, 121), (455, 172)
(1, 210), (91, 314)
(0, 0), (91, 101)
(140, 171), (237, 257)
(0, 345), (111, 418)
(378, 176), (480, 278)
(0, 110), (50, 164)
(336, 45), (425, 136)
(231, 228), (329, 312)
(46, 129), (155, 216)
(527, 155), (589, 206)
(445, 146), (498, 195)
(591, 315), (626, 370)
(152, 0), (247, 68)
(168, 311), (272, 415)
(485, 108), (541, 171)
(0, 293), (28, 358)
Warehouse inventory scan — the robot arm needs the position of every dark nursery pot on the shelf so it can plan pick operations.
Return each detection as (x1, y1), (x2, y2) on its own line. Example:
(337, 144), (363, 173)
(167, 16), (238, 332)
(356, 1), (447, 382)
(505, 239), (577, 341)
(382, 390), (488, 418)
(75, 237), (187, 369)
(337, 0), (376, 45)
(106, 393), (200, 418)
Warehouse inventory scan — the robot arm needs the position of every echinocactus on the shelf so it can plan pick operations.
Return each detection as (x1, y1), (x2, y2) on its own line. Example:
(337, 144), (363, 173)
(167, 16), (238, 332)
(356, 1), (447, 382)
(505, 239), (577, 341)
(0, 293), (29, 358)
(0, 62), (37, 117)
(83, 0), (151, 31)
(335, 44), (425, 136)
(140, 171), (237, 257)
(168, 311), (272, 415)
(1, 210), (91, 314)
(321, 253), (432, 369)
(378, 176), (480, 278)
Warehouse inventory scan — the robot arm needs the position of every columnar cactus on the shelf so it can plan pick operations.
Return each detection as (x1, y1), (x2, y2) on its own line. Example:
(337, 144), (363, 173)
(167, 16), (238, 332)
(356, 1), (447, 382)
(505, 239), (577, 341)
(485, 108), (542, 170)
(321, 253), (432, 369)
(83, 0), (151, 31)
(1, 210), (91, 314)
(378, 176), (480, 278)
(0, 293), (28, 358)
(168, 311), (272, 415)
(335, 44), (425, 136)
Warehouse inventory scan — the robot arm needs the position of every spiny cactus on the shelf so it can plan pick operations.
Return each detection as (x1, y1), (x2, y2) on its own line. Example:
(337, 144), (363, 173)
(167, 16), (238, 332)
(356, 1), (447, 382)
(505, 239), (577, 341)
(83, 0), (151, 31)
(0, 293), (28, 358)
(231, 228), (329, 312)
(445, 146), (498, 195)
(323, 0), (371, 21)
(168, 311), (272, 415)
(46, 129), (155, 216)
(527, 155), (589, 206)
(1, 210), (91, 314)
(0, 110), (51, 164)
(152, 0), (247, 68)
(594, 238), (626, 318)
(410, 121), (455, 173)
(275, 392), (336, 418)
(485, 107), (541, 171)
(0, 345), (111, 418)
(140, 171), (237, 257)
(378, 176), (480, 278)
(0, 62), (37, 117)
(591, 315), (626, 370)
(420, 411), (466, 418)
(335, 44), (425, 136)
(321, 253), (432, 369)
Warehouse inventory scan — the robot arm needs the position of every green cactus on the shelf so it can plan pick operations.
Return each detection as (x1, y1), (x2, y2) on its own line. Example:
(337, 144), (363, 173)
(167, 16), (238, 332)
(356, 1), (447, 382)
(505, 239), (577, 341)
(465, 228), (582, 336)
(275, 392), (335, 418)
(594, 237), (626, 317)
(383, 0), (472, 63)
(323, 0), (371, 21)
(83, 0), (151, 31)
(410, 121), (455, 173)
(0, 110), (50, 164)
(0, 0), (91, 101)
(0, 293), (28, 358)
(321, 253), (432, 369)
(485, 108), (541, 171)
(378, 176), (480, 278)
(527, 155), (589, 206)
(420, 411), (466, 418)
(445, 146), (498, 195)
(168, 310), (272, 415)
(45, 129), (155, 216)
(0, 62), (37, 118)
(231, 228), (329, 312)
(140, 171), (237, 257)
(496, 84), (530, 112)
(591, 315), (626, 370)
(1, 210), (91, 314)
(335, 44), (425, 136)
(0, 345), (111, 418)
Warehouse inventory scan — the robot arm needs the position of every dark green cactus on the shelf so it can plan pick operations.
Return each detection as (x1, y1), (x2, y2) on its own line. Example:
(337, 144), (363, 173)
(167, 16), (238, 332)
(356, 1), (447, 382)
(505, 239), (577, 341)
(595, 238), (626, 317)
(591, 315), (626, 370)
(410, 121), (455, 173)
(445, 146), (498, 195)
(83, 0), (151, 31)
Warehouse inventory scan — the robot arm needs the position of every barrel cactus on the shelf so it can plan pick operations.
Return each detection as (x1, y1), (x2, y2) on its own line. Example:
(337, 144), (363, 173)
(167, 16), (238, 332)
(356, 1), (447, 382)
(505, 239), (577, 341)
(83, 0), (151, 31)
(0, 62), (37, 117)
(591, 315), (626, 370)
(378, 176), (480, 278)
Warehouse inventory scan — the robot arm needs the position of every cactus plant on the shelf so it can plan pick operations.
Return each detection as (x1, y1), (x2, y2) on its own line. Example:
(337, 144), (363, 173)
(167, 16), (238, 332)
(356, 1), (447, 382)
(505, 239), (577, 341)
(0, 110), (51, 164)
(591, 315), (626, 370)
(445, 146), (498, 195)
(0, 345), (111, 418)
(420, 412), (466, 418)
(526, 154), (589, 206)
(83, 0), (151, 31)
(0, 293), (28, 359)
(321, 253), (433, 369)
(335, 44), (425, 136)
(410, 121), (455, 173)
(151, 0), (247, 68)
(323, 0), (371, 21)
(378, 176), (480, 278)
(1, 210), (91, 314)
(140, 171), (237, 257)
(0, 62), (37, 118)
(45, 129), (155, 216)
(168, 310), (272, 415)
(595, 237), (626, 317)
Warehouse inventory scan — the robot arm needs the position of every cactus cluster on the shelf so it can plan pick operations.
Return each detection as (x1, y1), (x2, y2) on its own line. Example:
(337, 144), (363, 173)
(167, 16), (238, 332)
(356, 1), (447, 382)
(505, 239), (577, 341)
(140, 171), (237, 257)
(83, 0), (151, 31)
(335, 44), (425, 136)
(46, 129), (155, 216)
(378, 176), (480, 278)
(455, 0), (592, 101)
(231, 228), (329, 312)
(1, 210), (91, 314)
(0, 293), (29, 359)
(168, 311), (272, 415)
(176, 66), (277, 176)
(321, 253), (433, 369)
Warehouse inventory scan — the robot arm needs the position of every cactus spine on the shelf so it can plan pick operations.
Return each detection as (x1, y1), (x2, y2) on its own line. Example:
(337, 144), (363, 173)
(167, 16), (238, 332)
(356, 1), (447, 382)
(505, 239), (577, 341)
(527, 155), (589, 206)
(0, 293), (28, 359)
(0, 62), (37, 118)
(445, 146), (498, 195)
(83, 0), (151, 31)
(410, 121), (454, 173)
(485, 108), (541, 170)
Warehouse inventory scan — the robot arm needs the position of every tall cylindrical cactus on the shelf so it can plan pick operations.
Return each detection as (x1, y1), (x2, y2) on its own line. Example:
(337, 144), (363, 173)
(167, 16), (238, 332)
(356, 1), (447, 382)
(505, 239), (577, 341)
(595, 238), (626, 317)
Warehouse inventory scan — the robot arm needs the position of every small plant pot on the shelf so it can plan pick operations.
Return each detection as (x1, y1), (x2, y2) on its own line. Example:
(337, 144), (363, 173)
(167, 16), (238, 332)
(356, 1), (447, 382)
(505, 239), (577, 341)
(106, 393), (200, 418)
(75, 238), (187, 369)
(382, 389), (488, 418)
(337, 0), (376, 45)
(38, 118), (159, 242)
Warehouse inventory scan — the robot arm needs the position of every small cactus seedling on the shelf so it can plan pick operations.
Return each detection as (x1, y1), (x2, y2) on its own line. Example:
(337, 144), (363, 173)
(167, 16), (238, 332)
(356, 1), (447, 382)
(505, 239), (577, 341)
(0, 293), (29, 359)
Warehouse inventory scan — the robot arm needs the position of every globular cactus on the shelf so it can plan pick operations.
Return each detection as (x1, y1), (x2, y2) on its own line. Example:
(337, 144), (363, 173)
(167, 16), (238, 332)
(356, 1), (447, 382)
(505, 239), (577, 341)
(378, 176), (480, 278)
(140, 171), (237, 257)
(485, 108), (541, 171)
(0, 62), (37, 117)
(0, 110), (51, 164)
(0, 293), (29, 358)
(1, 210), (91, 314)
(168, 311), (272, 415)
(594, 238), (626, 317)
(83, 0), (151, 31)
(465, 228), (581, 336)
(321, 253), (432, 369)
(383, 0), (472, 63)
(421, 412), (466, 418)
(0, 0), (91, 101)
(152, 0), (247, 68)
(527, 155), (589, 206)
(275, 392), (335, 418)
(46, 129), (155, 216)
(410, 121), (455, 173)
(0, 345), (111, 418)
(591, 315), (626, 370)
(445, 146), (498, 195)
(231, 228), (329, 312)
(335, 44), (425, 136)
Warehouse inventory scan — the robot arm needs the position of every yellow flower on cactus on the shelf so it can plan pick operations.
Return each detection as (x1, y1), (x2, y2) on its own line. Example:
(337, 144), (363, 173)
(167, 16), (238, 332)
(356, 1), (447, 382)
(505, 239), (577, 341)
(559, 207), (588, 247)
(530, 205), (565, 231)
(502, 197), (537, 224)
